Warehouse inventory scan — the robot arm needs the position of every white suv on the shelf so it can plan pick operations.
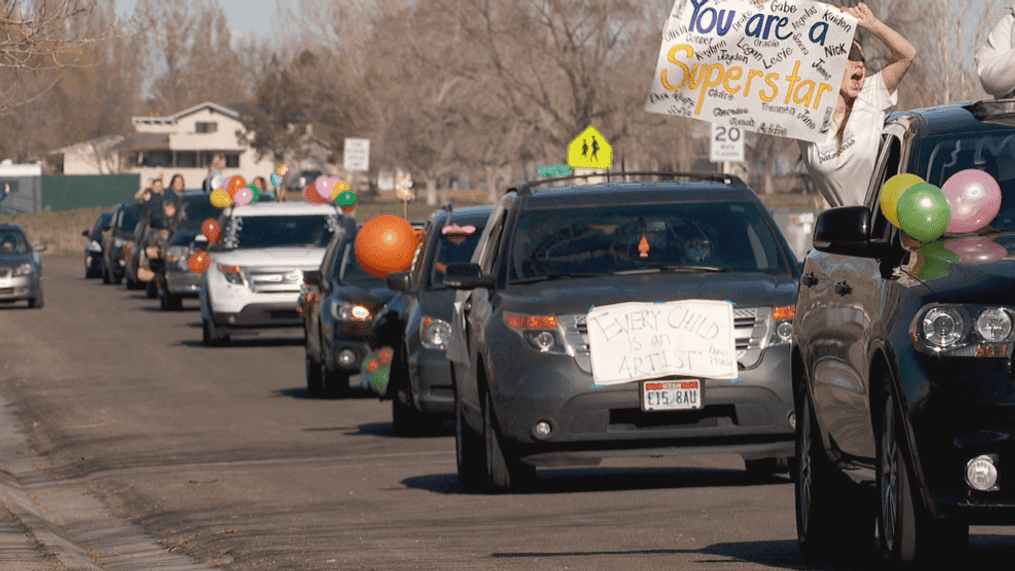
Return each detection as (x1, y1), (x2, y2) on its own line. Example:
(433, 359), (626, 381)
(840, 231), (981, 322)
(200, 202), (343, 346)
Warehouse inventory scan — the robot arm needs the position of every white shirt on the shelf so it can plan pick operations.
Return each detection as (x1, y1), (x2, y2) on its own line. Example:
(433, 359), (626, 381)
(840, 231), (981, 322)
(976, 2), (1015, 99)
(799, 71), (896, 208)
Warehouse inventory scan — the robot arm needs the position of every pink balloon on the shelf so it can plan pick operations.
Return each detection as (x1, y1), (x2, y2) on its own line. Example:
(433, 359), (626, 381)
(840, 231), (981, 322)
(941, 169), (1002, 234)
(233, 187), (253, 206)
(943, 237), (1008, 264)
(315, 176), (338, 200)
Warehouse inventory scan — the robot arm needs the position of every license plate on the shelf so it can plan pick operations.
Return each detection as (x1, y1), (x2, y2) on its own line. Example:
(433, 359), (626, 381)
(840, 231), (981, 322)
(641, 380), (702, 411)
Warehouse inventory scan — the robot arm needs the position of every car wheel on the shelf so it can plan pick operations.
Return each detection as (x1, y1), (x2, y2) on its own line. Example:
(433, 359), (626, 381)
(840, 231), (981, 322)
(306, 352), (323, 398)
(145, 279), (158, 299)
(27, 294), (43, 309)
(455, 385), (484, 489)
(161, 285), (182, 311)
(321, 358), (350, 399)
(877, 392), (968, 564)
(102, 265), (112, 284)
(744, 457), (789, 479)
(795, 385), (873, 561)
(202, 317), (229, 347)
(392, 384), (438, 436)
(482, 390), (535, 493)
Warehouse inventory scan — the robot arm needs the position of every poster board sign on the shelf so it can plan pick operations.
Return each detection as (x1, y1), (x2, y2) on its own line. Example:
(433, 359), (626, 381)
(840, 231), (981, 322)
(586, 300), (737, 385)
(645, 0), (856, 143)
(343, 138), (370, 172)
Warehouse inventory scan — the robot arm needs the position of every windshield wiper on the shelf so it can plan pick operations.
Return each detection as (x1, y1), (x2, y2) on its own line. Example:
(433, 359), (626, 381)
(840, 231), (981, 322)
(613, 265), (727, 275)
(510, 272), (602, 284)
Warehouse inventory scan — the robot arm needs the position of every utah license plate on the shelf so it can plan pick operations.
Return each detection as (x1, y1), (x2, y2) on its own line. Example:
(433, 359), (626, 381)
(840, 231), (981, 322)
(641, 380), (702, 411)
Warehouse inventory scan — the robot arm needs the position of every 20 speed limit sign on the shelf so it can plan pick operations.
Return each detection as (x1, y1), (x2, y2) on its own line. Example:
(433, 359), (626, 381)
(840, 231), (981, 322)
(710, 123), (744, 163)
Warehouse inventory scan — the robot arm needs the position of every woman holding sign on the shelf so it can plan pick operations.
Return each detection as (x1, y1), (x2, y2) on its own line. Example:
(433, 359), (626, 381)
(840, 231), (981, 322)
(797, 2), (916, 208)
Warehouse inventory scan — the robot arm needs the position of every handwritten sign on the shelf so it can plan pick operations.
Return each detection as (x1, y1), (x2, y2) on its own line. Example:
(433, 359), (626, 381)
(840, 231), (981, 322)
(587, 300), (737, 385)
(645, 0), (856, 143)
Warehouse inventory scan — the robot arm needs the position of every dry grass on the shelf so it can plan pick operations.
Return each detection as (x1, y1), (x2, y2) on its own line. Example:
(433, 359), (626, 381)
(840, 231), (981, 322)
(0, 189), (815, 257)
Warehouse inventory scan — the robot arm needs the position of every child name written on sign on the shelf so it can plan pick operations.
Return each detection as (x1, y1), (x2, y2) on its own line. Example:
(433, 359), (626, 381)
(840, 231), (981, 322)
(645, 0), (856, 143)
(586, 300), (738, 385)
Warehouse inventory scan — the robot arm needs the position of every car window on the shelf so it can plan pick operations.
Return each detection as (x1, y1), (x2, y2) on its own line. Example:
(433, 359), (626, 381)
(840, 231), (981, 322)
(168, 231), (200, 247)
(507, 201), (791, 282)
(917, 129), (1015, 232)
(336, 239), (386, 288)
(221, 214), (338, 249)
(429, 227), (484, 287)
(0, 230), (29, 254)
(119, 206), (142, 233)
(176, 196), (219, 226)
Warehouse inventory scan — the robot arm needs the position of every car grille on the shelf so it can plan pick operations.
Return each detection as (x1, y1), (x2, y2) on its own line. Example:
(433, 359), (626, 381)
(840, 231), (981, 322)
(561, 307), (772, 374)
(244, 268), (306, 294)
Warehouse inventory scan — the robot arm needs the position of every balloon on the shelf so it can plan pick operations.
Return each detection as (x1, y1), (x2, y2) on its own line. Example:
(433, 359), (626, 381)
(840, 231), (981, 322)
(201, 218), (221, 243)
(247, 184), (260, 204)
(897, 183), (951, 243)
(315, 176), (341, 200)
(220, 176), (233, 195)
(881, 173), (925, 228)
(227, 176), (247, 196)
(943, 237), (1008, 264)
(302, 184), (326, 204)
(188, 251), (211, 273)
(233, 187), (253, 206)
(270, 173), (282, 188)
(941, 169), (1002, 234)
(276, 164), (290, 177)
(335, 190), (357, 212)
(354, 215), (420, 278)
(210, 188), (232, 208)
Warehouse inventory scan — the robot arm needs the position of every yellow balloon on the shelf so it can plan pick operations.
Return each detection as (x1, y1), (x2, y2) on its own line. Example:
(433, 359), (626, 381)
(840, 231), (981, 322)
(210, 187), (232, 208)
(336, 181), (351, 192)
(881, 174), (925, 228)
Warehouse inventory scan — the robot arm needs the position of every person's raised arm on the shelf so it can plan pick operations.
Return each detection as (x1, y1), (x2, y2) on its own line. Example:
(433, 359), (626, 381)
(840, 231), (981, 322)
(976, 12), (1015, 98)
(846, 3), (916, 94)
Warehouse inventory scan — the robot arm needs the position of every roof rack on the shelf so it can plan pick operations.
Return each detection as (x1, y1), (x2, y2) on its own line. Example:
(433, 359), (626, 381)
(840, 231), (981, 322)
(505, 171), (748, 196)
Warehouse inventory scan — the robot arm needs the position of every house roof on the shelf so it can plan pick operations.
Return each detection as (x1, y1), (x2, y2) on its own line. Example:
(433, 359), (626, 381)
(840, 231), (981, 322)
(113, 132), (170, 151)
(132, 101), (251, 126)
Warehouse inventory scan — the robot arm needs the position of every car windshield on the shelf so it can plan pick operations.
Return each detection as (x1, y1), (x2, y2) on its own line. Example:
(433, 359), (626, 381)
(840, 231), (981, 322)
(918, 129), (1015, 233)
(507, 201), (790, 283)
(336, 239), (386, 287)
(0, 230), (29, 254)
(175, 196), (220, 227)
(222, 214), (337, 249)
(430, 227), (484, 286)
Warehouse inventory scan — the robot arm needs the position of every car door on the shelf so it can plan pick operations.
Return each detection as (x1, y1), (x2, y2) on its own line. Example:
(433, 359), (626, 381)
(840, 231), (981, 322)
(808, 129), (907, 462)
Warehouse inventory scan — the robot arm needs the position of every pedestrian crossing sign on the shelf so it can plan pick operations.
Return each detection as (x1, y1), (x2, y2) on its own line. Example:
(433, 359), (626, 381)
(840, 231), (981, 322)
(568, 126), (612, 170)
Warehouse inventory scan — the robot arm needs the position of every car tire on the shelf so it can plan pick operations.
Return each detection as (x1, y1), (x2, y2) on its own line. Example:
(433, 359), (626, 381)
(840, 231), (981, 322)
(455, 385), (484, 489)
(321, 359), (349, 399)
(202, 317), (229, 347)
(102, 265), (112, 284)
(306, 352), (323, 398)
(145, 279), (158, 299)
(390, 345), (439, 436)
(27, 294), (43, 309)
(482, 390), (535, 493)
(161, 285), (182, 311)
(795, 385), (873, 561)
(877, 391), (968, 564)
(745, 457), (789, 478)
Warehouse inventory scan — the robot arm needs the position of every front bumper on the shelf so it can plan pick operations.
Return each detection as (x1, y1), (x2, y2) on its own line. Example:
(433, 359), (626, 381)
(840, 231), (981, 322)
(211, 303), (302, 329)
(0, 274), (41, 302)
(411, 346), (455, 415)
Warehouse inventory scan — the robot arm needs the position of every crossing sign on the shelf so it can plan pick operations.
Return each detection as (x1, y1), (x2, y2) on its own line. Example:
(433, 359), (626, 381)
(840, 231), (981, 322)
(568, 126), (612, 170)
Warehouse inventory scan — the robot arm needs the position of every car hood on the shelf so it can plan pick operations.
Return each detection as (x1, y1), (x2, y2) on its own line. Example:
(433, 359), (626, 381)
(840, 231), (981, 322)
(493, 272), (798, 315)
(909, 235), (1015, 296)
(0, 253), (36, 269)
(211, 247), (327, 268)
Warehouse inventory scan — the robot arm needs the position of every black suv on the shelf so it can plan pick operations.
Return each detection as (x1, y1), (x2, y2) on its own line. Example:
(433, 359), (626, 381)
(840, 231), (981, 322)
(102, 201), (143, 285)
(444, 174), (801, 492)
(794, 99), (1015, 564)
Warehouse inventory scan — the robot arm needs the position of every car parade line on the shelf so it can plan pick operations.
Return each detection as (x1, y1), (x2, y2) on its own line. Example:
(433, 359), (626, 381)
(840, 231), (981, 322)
(0, 391), (216, 571)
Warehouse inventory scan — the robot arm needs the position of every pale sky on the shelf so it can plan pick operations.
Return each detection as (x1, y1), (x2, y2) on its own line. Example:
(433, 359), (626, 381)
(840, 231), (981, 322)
(115, 0), (290, 42)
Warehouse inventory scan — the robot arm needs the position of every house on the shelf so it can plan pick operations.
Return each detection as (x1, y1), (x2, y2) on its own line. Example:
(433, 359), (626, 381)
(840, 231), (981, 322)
(58, 102), (276, 191)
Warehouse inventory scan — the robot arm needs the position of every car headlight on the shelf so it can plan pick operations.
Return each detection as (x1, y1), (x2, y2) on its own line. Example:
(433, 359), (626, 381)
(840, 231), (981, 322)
(217, 264), (244, 285)
(331, 300), (371, 321)
(504, 312), (569, 355)
(13, 263), (34, 276)
(421, 316), (452, 350)
(767, 305), (795, 346)
(87, 240), (103, 253)
(910, 304), (1015, 357)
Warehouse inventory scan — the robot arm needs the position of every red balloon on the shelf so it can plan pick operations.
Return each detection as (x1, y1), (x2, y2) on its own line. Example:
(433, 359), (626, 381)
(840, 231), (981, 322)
(227, 176), (247, 197)
(188, 250), (211, 273)
(302, 184), (327, 204)
(201, 218), (221, 243)
(354, 215), (420, 278)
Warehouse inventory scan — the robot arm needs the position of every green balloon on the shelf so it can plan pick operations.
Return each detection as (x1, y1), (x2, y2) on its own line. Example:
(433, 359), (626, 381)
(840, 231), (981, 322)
(897, 183), (951, 243)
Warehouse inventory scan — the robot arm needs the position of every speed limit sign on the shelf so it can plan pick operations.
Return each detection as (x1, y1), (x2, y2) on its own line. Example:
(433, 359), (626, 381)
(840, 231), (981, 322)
(710, 123), (745, 163)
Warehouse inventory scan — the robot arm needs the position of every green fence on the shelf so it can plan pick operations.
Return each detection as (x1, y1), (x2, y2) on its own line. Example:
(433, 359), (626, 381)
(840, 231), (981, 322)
(41, 174), (141, 212)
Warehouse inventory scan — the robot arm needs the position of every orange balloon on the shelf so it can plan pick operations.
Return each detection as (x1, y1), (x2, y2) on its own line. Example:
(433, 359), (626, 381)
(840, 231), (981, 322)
(201, 218), (221, 242)
(188, 250), (211, 273)
(227, 176), (247, 197)
(354, 215), (420, 278)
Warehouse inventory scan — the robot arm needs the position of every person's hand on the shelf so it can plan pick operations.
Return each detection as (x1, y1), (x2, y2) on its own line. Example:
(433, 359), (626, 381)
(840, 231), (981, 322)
(843, 2), (878, 31)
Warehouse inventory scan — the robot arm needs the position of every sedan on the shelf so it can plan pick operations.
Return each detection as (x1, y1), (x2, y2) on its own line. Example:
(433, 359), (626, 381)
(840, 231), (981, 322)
(0, 224), (46, 308)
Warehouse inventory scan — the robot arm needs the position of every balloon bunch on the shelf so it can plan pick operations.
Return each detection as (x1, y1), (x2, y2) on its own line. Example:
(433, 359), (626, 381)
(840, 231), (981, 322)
(360, 346), (394, 396)
(303, 175), (357, 210)
(210, 176), (262, 208)
(270, 164), (290, 189)
(354, 214), (420, 278)
(880, 170), (1002, 243)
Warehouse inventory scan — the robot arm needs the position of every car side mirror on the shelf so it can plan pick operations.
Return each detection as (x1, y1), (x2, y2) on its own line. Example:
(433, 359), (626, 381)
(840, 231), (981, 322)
(386, 271), (414, 293)
(82, 230), (90, 237)
(812, 206), (879, 258)
(303, 269), (321, 287)
(444, 262), (494, 290)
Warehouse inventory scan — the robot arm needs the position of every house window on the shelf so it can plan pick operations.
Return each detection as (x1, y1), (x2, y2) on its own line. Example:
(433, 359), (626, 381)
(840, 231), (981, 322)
(195, 122), (218, 134)
(175, 151), (198, 167)
(225, 152), (239, 168)
(139, 150), (172, 167)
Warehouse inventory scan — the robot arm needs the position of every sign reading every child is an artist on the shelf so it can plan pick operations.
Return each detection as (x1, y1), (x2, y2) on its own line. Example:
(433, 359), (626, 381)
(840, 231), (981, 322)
(645, 0), (857, 143)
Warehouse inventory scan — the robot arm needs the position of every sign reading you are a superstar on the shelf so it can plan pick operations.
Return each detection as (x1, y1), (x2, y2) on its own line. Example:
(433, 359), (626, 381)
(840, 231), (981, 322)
(645, 0), (856, 143)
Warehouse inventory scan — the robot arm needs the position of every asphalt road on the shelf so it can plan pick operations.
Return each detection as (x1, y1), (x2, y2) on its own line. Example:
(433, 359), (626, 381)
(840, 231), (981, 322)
(2, 256), (1015, 570)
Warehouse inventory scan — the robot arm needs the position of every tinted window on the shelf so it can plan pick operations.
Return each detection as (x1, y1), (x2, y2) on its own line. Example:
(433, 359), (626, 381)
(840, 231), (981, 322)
(222, 214), (337, 249)
(176, 196), (220, 227)
(0, 229), (28, 254)
(918, 130), (1015, 232)
(429, 229), (484, 286)
(168, 230), (201, 246)
(118, 205), (142, 233)
(336, 239), (385, 288)
(507, 202), (790, 282)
